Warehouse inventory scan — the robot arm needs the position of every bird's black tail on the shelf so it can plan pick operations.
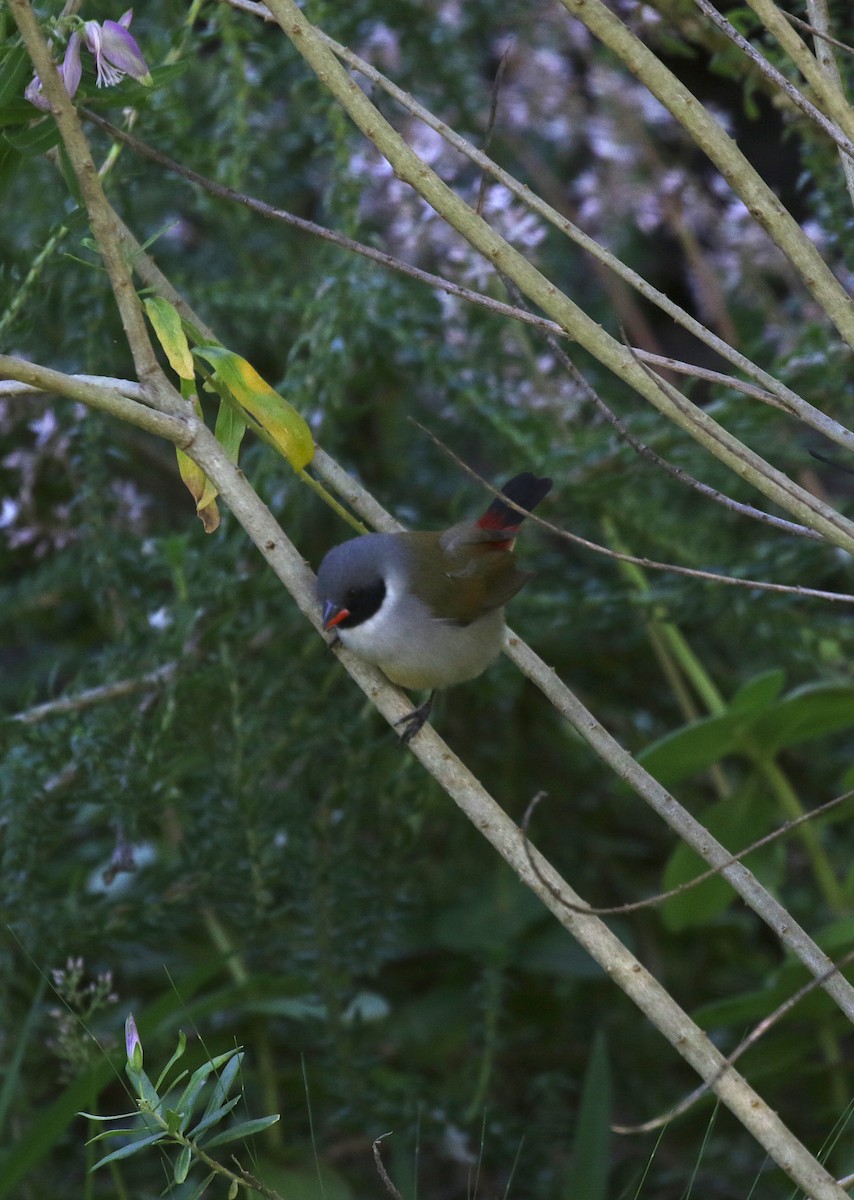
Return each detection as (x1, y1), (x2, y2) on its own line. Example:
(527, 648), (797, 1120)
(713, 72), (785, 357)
(476, 473), (553, 532)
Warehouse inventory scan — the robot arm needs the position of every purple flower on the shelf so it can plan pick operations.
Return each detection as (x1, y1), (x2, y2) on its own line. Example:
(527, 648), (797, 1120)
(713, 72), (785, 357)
(25, 31), (82, 111)
(25, 10), (151, 111)
(125, 1012), (143, 1070)
(83, 10), (152, 88)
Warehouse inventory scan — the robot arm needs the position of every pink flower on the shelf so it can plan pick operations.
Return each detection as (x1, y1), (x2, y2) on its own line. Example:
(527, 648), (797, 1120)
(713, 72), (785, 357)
(24, 31), (82, 111)
(82, 10), (152, 88)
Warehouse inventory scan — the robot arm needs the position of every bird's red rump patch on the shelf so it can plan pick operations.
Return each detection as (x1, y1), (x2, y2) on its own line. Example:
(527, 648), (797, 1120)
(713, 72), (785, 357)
(476, 511), (522, 533)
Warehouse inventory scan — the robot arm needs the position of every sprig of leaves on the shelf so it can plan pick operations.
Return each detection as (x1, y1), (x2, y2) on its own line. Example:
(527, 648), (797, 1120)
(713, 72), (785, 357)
(81, 1014), (280, 1196)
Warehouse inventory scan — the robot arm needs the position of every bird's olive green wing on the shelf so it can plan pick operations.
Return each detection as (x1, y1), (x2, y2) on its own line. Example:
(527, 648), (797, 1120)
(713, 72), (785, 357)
(401, 530), (533, 624)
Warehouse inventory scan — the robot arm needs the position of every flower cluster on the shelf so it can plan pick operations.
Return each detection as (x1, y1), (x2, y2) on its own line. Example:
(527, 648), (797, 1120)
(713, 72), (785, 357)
(25, 9), (151, 111)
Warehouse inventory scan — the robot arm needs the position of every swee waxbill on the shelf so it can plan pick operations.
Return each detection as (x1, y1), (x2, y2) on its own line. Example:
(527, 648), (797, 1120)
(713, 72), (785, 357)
(316, 472), (552, 740)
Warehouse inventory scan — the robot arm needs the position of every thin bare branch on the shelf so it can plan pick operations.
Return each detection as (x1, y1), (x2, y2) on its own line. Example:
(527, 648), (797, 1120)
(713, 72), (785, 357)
(519, 788), (854, 919)
(501, 279), (822, 542)
(615, 949), (854, 1134)
(372, 1135), (405, 1200)
(694, 0), (854, 162)
(411, 421), (854, 603)
(0, 357), (190, 444)
(8, 664), (178, 726)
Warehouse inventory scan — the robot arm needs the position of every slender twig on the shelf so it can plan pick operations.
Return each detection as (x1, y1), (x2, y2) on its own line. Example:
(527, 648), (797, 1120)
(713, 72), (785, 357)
(694, 0), (854, 162)
(519, 788), (854, 918)
(745, 0), (854, 149)
(552, 0), (854, 346)
(411, 421), (854, 604)
(8, 664), (178, 726)
(81, 112), (812, 416)
(0, 356), (190, 444)
(501, 278), (822, 542)
(804, 0), (854, 207)
(309, 13), (854, 437)
(267, 0), (854, 557)
(783, 10), (854, 56)
(614, 949), (854, 1134)
(372, 1134), (405, 1200)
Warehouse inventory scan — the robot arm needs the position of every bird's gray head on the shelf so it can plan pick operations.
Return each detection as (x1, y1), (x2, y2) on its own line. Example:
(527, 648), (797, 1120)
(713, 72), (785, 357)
(316, 534), (392, 631)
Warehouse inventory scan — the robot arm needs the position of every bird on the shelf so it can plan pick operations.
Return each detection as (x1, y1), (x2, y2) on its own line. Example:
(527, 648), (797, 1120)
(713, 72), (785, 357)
(316, 472), (552, 741)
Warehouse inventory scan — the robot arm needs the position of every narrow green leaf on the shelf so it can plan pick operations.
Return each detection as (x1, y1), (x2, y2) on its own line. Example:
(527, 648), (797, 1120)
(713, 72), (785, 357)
(214, 397), (247, 464)
(200, 1053), (242, 1122)
(126, 1064), (161, 1112)
(174, 1143), (192, 1184)
(182, 1171), (217, 1200)
(190, 1095), (240, 1139)
(175, 1050), (242, 1129)
(0, 49), (32, 108)
(749, 684), (854, 754)
(193, 345), (314, 469)
(91, 1131), (166, 1171)
(201, 1113), (281, 1149)
(84, 1126), (139, 1144)
(564, 1031), (611, 1200)
(156, 1030), (188, 1093)
(4, 117), (60, 155)
(144, 297), (195, 380)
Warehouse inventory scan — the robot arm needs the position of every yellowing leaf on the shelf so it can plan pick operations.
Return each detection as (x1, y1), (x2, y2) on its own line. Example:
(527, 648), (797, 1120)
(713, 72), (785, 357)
(176, 447), (220, 533)
(194, 345), (314, 470)
(144, 297), (195, 381)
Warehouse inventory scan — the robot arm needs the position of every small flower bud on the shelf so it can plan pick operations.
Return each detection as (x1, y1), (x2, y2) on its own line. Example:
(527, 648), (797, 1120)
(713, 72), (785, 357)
(125, 1012), (143, 1070)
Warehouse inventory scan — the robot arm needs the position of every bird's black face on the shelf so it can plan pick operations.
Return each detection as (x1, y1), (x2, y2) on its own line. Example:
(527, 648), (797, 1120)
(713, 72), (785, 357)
(327, 577), (387, 630)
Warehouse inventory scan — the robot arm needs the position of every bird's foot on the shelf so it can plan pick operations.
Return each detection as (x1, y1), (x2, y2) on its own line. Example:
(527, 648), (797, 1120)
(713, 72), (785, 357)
(395, 692), (435, 743)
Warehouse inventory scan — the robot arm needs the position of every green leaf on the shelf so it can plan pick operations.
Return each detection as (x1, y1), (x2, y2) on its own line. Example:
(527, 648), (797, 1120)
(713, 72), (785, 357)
(4, 116), (60, 156)
(178, 1172), (216, 1200)
(126, 1064), (162, 1113)
(175, 1051), (242, 1132)
(156, 1030), (188, 1093)
(165, 1109), (184, 1135)
(91, 1131), (166, 1171)
(83, 1125), (139, 1143)
(200, 1052), (242, 1123)
(144, 297), (195, 380)
(0, 48), (32, 108)
(748, 684), (854, 754)
(214, 398), (247, 464)
(200, 1113), (281, 1149)
(0, 138), (22, 194)
(174, 1143), (192, 1184)
(190, 1095), (240, 1139)
(193, 345), (314, 469)
(728, 668), (786, 714)
(637, 712), (747, 786)
(660, 782), (781, 931)
(564, 1030), (611, 1200)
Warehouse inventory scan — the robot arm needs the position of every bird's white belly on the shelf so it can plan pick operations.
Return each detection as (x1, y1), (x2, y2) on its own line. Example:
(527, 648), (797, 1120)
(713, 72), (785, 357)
(339, 597), (505, 691)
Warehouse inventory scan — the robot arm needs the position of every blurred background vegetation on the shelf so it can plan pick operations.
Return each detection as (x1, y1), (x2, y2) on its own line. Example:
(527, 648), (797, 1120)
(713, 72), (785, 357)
(1, 0), (853, 1196)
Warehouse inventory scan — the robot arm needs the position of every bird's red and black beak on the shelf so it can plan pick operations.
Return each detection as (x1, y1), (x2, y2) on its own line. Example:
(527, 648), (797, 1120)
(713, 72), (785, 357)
(322, 600), (350, 631)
